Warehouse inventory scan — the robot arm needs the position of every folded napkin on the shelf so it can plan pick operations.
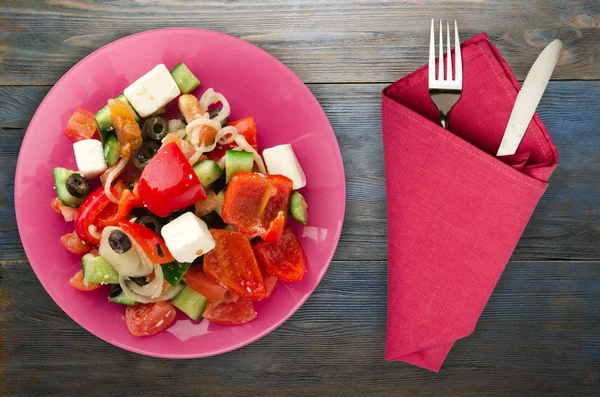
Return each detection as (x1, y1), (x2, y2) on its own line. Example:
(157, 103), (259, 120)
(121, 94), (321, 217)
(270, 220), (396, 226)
(382, 33), (558, 372)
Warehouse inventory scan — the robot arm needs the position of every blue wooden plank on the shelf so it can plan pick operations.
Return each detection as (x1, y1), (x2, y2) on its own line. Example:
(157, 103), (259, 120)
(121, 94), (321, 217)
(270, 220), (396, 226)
(1, 82), (599, 261)
(1, 259), (598, 396)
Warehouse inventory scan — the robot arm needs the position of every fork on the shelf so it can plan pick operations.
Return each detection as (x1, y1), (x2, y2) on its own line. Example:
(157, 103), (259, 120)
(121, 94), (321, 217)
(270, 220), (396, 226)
(428, 19), (462, 129)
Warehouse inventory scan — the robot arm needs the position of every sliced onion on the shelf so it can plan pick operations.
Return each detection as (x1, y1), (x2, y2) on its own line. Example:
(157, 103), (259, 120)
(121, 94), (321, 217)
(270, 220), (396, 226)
(187, 149), (205, 166)
(119, 275), (183, 304)
(234, 134), (267, 173)
(121, 227), (155, 276)
(98, 226), (149, 277)
(88, 225), (102, 241)
(103, 156), (129, 203)
(127, 264), (164, 299)
(199, 88), (230, 124)
(186, 118), (222, 146)
(216, 154), (227, 169)
(217, 126), (238, 146)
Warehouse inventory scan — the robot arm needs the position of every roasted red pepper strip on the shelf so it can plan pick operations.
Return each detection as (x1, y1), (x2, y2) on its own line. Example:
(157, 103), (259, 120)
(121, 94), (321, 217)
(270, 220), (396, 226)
(96, 189), (143, 227)
(221, 172), (292, 243)
(137, 142), (206, 217)
(119, 221), (174, 264)
(203, 229), (266, 301)
(73, 185), (142, 244)
(74, 186), (112, 245)
(262, 211), (286, 244)
(202, 297), (257, 325)
(253, 227), (307, 282)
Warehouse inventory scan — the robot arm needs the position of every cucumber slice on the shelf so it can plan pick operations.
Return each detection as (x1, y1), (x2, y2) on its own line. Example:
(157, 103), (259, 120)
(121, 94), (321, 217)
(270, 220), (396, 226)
(103, 135), (121, 167)
(193, 160), (223, 187)
(109, 286), (136, 306)
(162, 261), (191, 286)
(215, 190), (226, 217)
(225, 150), (254, 183)
(170, 284), (208, 321)
(53, 167), (83, 208)
(95, 94), (141, 143)
(82, 254), (119, 284)
(171, 62), (201, 94)
(94, 105), (115, 143)
(290, 191), (308, 225)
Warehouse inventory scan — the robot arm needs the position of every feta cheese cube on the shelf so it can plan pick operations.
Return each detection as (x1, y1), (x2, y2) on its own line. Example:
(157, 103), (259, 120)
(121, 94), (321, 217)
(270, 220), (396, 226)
(161, 212), (215, 263)
(73, 139), (107, 178)
(262, 144), (307, 189)
(123, 64), (181, 118)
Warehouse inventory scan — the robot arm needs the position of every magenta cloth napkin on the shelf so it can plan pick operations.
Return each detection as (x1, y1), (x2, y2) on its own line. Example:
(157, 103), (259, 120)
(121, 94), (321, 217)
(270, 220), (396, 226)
(382, 33), (558, 372)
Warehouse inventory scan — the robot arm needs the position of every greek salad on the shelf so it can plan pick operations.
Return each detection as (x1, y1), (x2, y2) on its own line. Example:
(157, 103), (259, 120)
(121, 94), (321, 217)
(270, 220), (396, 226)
(52, 63), (309, 336)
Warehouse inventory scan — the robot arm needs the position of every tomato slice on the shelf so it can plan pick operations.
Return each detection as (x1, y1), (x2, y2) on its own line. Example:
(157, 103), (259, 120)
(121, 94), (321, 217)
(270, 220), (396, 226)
(228, 117), (257, 147)
(137, 142), (206, 217)
(253, 227), (307, 282)
(125, 301), (177, 336)
(221, 172), (292, 243)
(51, 197), (77, 222)
(183, 265), (228, 302)
(202, 298), (257, 325)
(69, 269), (101, 291)
(64, 107), (97, 142)
(209, 116), (258, 162)
(119, 221), (174, 264)
(203, 229), (266, 300)
(108, 98), (142, 158)
(61, 231), (92, 255)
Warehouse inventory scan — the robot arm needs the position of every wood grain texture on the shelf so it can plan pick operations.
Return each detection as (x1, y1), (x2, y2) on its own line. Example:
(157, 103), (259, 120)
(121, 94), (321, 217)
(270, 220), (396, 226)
(0, 0), (599, 85)
(1, 1), (599, 395)
(1, 82), (599, 262)
(1, 259), (598, 396)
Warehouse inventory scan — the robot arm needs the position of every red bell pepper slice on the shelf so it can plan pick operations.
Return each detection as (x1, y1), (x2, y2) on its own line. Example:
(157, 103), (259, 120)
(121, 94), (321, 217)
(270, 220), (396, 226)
(74, 186), (112, 245)
(137, 142), (206, 217)
(118, 221), (174, 264)
(203, 229), (266, 301)
(253, 227), (307, 282)
(221, 172), (292, 243)
(74, 185), (142, 245)
(96, 189), (143, 227)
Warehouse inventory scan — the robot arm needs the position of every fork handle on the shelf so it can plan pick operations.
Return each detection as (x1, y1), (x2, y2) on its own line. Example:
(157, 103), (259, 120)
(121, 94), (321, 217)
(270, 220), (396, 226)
(439, 112), (449, 129)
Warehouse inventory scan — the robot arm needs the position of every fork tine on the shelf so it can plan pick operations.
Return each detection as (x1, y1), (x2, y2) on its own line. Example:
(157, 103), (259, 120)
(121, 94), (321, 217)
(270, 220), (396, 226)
(438, 20), (443, 80)
(446, 21), (452, 81)
(429, 19), (435, 82)
(454, 20), (462, 84)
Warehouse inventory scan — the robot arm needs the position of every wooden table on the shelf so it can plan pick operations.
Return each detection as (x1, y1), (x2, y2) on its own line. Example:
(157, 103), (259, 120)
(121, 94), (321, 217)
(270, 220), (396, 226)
(1, 1), (598, 395)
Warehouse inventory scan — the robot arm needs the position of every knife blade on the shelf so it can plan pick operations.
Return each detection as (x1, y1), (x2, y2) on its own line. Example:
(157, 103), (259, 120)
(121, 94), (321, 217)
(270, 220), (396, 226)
(496, 39), (563, 156)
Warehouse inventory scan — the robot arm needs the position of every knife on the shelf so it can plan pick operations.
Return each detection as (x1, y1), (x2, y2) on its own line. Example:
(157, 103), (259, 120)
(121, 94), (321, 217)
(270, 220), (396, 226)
(496, 39), (563, 156)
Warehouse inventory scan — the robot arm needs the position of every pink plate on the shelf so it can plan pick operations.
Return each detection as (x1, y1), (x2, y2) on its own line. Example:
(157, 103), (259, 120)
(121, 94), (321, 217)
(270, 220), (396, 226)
(14, 28), (345, 358)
